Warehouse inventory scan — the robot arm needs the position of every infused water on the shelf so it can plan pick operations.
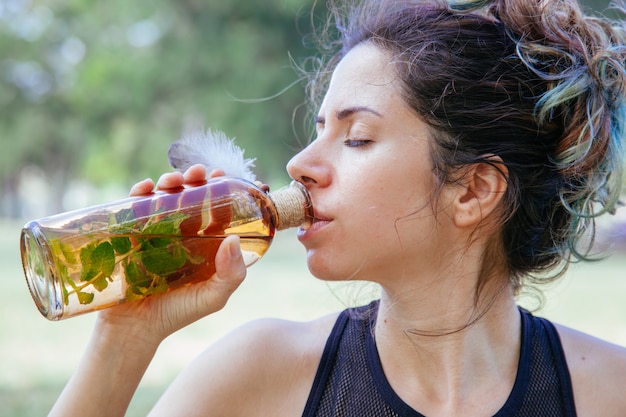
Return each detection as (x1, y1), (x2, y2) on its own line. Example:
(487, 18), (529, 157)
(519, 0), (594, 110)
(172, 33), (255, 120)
(21, 177), (311, 320)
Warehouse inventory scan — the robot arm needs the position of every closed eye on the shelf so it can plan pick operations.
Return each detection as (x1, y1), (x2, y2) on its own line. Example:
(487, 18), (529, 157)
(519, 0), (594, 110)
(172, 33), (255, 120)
(344, 139), (372, 148)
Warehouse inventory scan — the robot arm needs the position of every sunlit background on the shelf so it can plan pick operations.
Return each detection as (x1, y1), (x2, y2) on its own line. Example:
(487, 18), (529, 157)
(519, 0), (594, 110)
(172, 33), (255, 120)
(1, 0), (625, 415)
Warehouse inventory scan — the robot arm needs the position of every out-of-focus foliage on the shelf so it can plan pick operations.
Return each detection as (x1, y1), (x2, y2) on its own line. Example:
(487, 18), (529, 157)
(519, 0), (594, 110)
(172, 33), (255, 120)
(0, 0), (616, 217)
(1, 0), (319, 216)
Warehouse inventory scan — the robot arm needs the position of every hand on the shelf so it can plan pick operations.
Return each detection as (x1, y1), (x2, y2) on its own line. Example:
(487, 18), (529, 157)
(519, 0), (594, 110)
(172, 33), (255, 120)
(129, 164), (225, 196)
(98, 165), (247, 344)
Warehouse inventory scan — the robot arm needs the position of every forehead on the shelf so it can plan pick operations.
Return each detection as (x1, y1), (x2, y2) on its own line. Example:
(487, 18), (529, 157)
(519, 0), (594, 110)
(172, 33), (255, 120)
(322, 43), (402, 110)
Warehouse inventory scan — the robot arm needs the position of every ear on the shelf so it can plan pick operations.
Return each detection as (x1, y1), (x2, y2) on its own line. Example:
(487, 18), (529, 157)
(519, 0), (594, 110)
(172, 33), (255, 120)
(452, 157), (508, 229)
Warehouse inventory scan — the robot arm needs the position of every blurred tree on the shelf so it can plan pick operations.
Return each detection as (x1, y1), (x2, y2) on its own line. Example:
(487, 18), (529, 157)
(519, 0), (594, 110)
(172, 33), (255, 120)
(0, 0), (318, 216)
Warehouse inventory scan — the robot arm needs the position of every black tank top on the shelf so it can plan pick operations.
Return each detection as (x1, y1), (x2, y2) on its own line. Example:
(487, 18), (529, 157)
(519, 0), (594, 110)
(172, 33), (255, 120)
(302, 301), (577, 416)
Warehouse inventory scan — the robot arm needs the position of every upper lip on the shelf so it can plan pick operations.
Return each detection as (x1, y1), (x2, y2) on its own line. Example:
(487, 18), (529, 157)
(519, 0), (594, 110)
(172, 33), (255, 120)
(311, 210), (332, 223)
(307, 200), (326, 220)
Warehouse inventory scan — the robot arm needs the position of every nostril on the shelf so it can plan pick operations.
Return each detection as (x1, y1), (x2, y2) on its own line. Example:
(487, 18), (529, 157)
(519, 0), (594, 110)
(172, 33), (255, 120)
(300, 175), (316, 185)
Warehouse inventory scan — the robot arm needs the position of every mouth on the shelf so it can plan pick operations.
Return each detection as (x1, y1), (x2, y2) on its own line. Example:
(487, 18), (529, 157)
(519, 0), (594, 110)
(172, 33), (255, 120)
(312, 210), (332, 223)
(298, 208), (331, 233)
(308, 212), (332, 228)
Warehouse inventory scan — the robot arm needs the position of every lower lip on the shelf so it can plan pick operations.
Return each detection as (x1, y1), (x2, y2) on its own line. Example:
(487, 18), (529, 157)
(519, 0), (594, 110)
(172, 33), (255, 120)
(297, 219), (330, 241)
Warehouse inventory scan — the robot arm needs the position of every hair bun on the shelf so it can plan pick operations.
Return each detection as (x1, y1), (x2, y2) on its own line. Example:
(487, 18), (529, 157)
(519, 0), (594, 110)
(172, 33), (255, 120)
(589, 47), (626, 107)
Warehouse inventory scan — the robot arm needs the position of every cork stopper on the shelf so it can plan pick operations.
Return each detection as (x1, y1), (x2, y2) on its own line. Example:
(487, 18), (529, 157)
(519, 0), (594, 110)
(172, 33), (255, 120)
(268, 181), (313, 230)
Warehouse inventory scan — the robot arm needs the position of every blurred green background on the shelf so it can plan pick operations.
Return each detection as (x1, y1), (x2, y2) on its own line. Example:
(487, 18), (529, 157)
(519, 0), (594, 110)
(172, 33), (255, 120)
(1, 0), (625, 416)
(1, 0), (321, 220)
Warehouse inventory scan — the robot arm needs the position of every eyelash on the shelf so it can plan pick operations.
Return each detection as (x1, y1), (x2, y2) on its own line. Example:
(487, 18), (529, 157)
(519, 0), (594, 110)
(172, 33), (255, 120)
(344, 138), (372, 148)
(314, 117), (372, 148)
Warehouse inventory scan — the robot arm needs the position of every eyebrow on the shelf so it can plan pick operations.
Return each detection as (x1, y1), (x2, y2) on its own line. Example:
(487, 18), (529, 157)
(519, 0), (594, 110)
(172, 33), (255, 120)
(336, 106), (383, 120)
(315, 106), (383, 124)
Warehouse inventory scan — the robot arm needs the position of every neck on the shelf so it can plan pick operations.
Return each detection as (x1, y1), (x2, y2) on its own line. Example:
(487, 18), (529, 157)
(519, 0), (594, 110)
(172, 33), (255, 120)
(373, 282), (521, 415)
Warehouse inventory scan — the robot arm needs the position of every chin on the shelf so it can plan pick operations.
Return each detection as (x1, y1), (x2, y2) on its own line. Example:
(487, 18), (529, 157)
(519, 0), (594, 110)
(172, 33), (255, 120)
(306, 256), (366, 282)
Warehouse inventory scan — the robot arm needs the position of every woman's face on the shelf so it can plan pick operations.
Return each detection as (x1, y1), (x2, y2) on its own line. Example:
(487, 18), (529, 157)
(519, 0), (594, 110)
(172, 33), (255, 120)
(287, 43), (456, 284)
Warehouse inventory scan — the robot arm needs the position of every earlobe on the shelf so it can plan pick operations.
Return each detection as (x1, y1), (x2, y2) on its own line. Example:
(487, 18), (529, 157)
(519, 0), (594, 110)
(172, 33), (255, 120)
(453, 158), (508, 229)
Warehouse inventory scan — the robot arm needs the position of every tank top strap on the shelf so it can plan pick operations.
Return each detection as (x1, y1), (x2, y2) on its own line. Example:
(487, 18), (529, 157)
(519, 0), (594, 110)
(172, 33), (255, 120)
(496, 308), (578, 417)
(301, 308), (351, 416)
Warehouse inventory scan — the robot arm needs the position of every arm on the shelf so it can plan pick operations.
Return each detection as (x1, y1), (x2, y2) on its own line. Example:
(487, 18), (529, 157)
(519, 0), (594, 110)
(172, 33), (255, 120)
(49, 166), (248, 417)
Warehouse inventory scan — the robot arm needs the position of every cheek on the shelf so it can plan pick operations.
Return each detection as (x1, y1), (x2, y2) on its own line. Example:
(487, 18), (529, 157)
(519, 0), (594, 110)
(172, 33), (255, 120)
(360, 178), (430, 220)
(350, 178), (438, 251)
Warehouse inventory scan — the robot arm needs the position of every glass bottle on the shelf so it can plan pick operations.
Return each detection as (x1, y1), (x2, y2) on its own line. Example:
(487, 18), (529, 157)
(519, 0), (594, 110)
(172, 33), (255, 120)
(20, 177), (312, 320)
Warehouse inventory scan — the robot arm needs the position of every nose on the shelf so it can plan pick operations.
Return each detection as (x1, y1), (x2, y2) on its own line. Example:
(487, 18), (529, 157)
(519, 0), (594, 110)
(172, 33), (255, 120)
(286, 140), (330, 188)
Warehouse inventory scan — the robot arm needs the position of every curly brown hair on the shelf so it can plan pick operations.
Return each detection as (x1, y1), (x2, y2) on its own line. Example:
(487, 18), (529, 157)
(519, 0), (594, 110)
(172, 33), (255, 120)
(304, 0), (626, 295)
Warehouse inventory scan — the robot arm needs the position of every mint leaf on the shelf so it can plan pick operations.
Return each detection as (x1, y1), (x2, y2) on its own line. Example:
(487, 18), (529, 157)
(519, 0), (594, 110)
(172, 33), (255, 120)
(77, 290), (95, 305)
(125, 286), (146, 302)
(148, 276), (169, 296)
(62, 281), (70, 306)
(92, 276), (109, 292)
(124, 274), (168, 302)
(62, 210), (194, 307)
(80, 241), (115, 282)
(50, 239), (78, 265)
(141, 241), (187, 276)
(60, 241), (78, 264)
(115, 207), (137, 224)
(109, 207), (143, 235)
(142, 212), (189, 236)
(111, 236), (132, 255)
(147, 237), (170, 248)
(79, 243), (98, 282)
(124, 260), (151, 287)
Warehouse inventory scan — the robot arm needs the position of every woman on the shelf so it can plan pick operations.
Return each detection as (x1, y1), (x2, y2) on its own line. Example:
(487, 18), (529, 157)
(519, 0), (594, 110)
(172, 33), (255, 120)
(50, 0), (626, 415)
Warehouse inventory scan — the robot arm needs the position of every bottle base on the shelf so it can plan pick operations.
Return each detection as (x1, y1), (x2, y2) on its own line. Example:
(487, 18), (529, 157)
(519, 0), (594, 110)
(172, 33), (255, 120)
(21, 223), (64, 320)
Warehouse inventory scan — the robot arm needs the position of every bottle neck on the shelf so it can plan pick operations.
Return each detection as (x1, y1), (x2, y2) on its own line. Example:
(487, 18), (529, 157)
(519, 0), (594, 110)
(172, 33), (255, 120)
(268, 181), (313, 230)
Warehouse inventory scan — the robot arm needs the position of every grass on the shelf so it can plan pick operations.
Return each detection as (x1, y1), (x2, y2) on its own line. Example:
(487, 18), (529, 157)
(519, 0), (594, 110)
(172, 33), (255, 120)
(1, 218), (625, 416)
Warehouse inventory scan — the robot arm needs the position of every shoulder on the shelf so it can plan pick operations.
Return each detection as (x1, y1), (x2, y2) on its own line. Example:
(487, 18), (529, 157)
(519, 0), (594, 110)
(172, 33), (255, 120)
(555, 323), (626, 417)
(149, 312), (340, 417)
(218, 312), (341, 373)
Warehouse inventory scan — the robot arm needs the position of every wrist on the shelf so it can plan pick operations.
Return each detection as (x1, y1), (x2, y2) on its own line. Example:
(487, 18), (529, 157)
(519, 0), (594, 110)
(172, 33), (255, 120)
(48, 311), (161, 417)
(92, 311), (163, 356)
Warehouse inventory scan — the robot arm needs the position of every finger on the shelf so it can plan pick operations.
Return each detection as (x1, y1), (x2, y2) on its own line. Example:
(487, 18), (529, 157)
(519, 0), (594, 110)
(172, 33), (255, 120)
(208, 168), (226, 179)
(213, 235), (247, 291)
(182, 164), (208, 186)
(129, 178), (155, 197)
(156, 172), (185, 191)
(254, 181), (270, 192)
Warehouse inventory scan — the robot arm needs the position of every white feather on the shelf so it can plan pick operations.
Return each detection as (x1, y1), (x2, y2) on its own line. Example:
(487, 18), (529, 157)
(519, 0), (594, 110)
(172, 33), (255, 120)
(168, 128), (256, 182)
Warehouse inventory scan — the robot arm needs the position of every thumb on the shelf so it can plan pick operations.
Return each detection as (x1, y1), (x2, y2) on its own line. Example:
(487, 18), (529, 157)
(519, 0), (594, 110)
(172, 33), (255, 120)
(151, 235), (248, 336)
(212, 235), (247, 297)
